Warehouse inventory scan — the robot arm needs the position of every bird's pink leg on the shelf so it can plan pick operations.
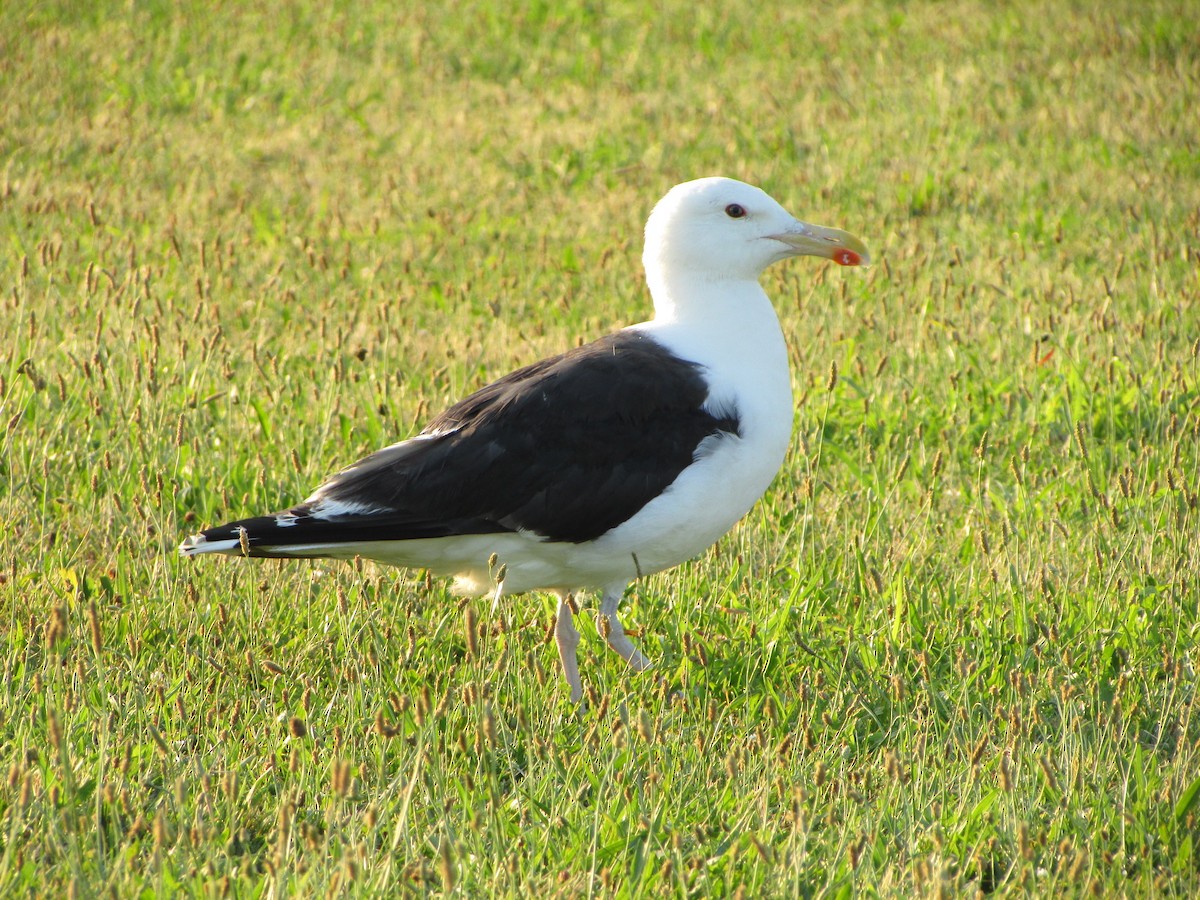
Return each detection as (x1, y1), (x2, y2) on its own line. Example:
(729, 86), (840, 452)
(555, 592), (584, 703)
(599, 587), (651, 672)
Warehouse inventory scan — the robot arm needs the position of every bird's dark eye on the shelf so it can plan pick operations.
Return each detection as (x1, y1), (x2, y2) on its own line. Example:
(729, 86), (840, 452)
(724, 203), (747, 219)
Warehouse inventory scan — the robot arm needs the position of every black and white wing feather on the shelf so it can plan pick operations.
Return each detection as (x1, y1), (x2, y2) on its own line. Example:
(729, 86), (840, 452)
(181, 331), (740, 557)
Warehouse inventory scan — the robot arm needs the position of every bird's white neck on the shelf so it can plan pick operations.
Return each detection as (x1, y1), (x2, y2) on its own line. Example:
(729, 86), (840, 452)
(644, 271), (784, 354)
(635, 270), (792, 442)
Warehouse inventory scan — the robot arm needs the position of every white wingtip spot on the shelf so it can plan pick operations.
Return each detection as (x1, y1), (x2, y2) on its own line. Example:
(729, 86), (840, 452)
(179, 535), (243, 557)
(179, 534), (205, 557)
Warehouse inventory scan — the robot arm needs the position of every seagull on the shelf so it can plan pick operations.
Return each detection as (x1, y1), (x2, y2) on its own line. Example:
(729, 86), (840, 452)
(179, 177), (868, 702)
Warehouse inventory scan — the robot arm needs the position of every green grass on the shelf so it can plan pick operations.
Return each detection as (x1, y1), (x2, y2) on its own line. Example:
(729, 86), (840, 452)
(2, 0), (1199, 895)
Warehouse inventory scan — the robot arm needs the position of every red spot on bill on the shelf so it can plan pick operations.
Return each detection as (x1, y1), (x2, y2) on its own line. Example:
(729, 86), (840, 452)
(832, 249), (863, 267)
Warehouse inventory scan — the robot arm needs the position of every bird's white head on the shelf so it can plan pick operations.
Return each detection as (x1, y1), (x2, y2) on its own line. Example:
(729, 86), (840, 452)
(642, 177), (869, 296)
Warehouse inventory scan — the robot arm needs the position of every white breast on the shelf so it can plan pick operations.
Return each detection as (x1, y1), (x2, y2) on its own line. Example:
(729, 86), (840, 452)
(589, 282), (794, 578)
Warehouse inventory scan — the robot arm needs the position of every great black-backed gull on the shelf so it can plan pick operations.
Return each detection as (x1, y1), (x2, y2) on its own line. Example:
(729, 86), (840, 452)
(180, 177), (868, 702)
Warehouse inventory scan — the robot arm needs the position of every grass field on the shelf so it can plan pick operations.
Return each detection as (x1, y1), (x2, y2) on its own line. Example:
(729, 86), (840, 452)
(3, 0), (1200, 895)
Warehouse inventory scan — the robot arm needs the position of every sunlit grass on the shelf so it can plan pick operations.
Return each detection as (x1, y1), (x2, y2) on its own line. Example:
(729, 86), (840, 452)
(2, 0), (1199, 895)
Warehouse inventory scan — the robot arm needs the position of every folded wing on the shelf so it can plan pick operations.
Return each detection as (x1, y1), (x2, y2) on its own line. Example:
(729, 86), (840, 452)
(181, 330), (740, 558)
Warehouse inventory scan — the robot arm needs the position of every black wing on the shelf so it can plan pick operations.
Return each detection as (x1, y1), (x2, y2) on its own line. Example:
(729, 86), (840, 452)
(197, 330), (740, 551)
